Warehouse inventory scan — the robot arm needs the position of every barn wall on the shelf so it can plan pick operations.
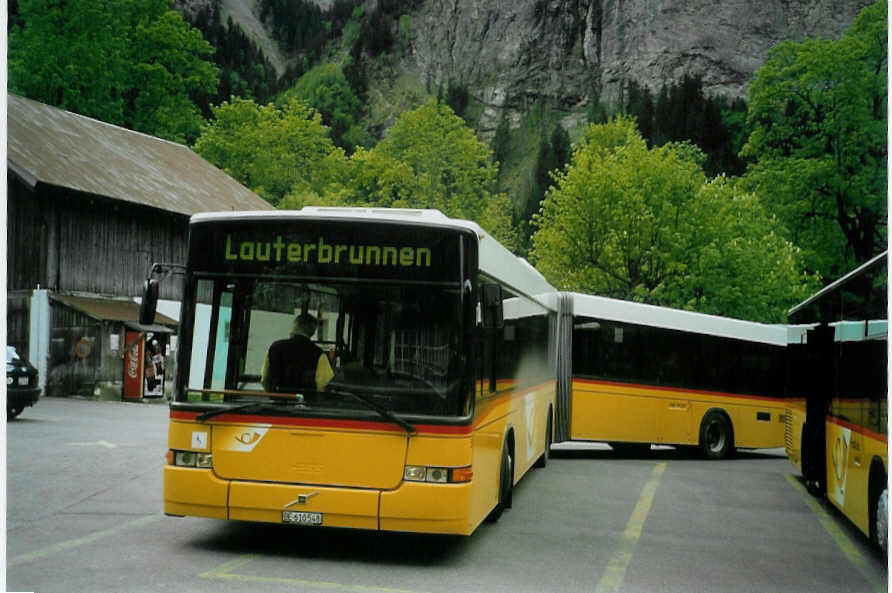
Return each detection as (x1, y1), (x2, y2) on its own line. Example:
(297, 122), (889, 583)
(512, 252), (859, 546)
(7, 177), (187, 301)
(7, 175), (49, 292)
(6, 291), (32, 356)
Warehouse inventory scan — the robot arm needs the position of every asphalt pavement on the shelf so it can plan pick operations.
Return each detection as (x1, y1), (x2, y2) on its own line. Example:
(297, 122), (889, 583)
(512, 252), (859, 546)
(6, 396), (889, 593)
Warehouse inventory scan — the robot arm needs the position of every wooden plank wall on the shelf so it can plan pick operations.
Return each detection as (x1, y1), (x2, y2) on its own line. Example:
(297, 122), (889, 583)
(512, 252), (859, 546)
(7, 175), (48, 292)
(8, 178), (188, 301)
(6, 292), (32, 356)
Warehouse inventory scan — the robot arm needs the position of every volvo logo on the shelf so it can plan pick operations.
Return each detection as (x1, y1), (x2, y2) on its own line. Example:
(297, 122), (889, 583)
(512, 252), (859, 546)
(284, 492), (319, 508)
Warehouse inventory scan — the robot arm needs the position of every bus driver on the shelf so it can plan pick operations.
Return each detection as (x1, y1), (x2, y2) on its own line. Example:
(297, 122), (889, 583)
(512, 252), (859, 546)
(261, 312), (334, 394)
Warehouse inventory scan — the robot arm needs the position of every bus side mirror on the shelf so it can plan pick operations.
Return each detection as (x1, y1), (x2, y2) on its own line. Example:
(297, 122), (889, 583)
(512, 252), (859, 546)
(139, 279), (159, 325)
(482, 283), (503, 329)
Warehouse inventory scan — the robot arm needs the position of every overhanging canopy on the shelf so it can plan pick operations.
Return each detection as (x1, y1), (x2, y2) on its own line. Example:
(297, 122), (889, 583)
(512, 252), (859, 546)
(52, 294), (178, 331)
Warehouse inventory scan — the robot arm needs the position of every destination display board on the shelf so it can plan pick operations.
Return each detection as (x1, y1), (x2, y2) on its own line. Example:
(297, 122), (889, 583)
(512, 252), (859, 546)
(188, 218), (472, 283)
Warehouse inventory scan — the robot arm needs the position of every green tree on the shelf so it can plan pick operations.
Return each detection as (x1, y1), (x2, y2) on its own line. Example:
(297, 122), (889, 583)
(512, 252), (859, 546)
(9, 0), (219, 144)
(741, 1), (887, 279)
(370, 101), (518, 248)
(280, 63), (369, 151)
(186, 7), (281, 108)
(530, 117), (811, 322)
(519, 124), (572, 252)
(336, 148), (420, 207)
(492, 114), (512, 171)
(193, 97), (345, 205)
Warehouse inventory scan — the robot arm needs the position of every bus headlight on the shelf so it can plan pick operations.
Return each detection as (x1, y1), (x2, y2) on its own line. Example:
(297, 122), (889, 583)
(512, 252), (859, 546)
(403, 465), (472, 483)
(169, 450), (213, 468)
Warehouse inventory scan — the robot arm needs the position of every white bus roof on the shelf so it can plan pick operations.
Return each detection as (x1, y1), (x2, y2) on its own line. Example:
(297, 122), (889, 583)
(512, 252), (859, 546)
(788, 250), (888, 317)
(568, 292), (788, 346)
(190, 208), (556, 306)
(191, 207), (464, 228)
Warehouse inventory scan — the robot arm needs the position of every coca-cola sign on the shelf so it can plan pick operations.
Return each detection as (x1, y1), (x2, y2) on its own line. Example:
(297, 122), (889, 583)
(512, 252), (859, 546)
(127, 343), (140, 379)
(123, 332), (144, 399)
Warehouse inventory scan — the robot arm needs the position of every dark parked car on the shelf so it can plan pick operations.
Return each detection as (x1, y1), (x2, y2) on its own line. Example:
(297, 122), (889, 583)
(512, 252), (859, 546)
(7, 345), (40, 419)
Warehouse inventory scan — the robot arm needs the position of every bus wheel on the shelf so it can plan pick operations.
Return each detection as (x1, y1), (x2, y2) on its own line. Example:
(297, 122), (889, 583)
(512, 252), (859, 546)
(699, 411), (734, 459)
(7, 406), (23, 420)
(487, 442), (514, 522)
(871, 486), (888, 554)
(534, 413), (552, 469)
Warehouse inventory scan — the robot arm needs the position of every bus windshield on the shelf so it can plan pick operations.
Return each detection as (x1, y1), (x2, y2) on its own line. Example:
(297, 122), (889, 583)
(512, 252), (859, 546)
(181, 276), (467, 418)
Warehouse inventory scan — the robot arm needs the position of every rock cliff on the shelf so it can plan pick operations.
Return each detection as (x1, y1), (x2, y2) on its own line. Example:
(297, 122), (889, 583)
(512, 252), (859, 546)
(186, 0), (872, 134)
(403, 0), (871, 130)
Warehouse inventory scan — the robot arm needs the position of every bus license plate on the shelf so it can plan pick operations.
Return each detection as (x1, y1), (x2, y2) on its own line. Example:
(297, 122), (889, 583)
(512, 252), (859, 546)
(17, 377), (29, 386)
(282, 511), (322, 526)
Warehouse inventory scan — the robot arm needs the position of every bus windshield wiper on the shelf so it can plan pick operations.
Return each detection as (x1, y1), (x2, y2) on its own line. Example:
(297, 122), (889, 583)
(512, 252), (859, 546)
(196, 402), (295, 422)
(325, 387), (416, 435)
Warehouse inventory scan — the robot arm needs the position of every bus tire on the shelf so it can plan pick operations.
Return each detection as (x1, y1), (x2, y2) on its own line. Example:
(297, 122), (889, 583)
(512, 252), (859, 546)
(869, 463), (887, 554)
(7, 406), (23, 420)
(698, 411), (734, 459)
(487, 440), (514, 522)
(534, 411), (552, 469)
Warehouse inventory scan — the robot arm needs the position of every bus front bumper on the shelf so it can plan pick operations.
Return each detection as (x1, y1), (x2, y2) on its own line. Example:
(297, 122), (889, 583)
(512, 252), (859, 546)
(163, 466), (474, 535)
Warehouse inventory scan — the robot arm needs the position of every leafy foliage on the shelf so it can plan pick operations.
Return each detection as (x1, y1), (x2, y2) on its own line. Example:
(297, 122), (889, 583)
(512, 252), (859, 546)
(193, 97), (344, 205)
(622, 77), (746, 177)
(8, 0), (219, 144)
(374, 102), (493, 214)
(185, 5), (282, 108)
(259, 0), (325, 56)
(517, 124), (572, 252)
(191, 97), (517, 248)
(741, 1), (887, 279)
(371, 101), (518, 248)
(492, 115), (512, 169)
(361, 7), (395, 56)
(444, 82), (471, 119)
(530, 118), (812, 322)
(281, 63), (369, 152)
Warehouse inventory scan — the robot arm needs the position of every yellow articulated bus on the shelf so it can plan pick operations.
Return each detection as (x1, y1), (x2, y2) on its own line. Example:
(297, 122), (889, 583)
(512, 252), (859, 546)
(784, 252), (887, 552)
(140, 208), (558, 535)
(552, 293), (790, 459)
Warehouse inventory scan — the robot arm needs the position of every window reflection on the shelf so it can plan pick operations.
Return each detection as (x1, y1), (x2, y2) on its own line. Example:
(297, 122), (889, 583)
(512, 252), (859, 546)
(186, 278), (466, 416)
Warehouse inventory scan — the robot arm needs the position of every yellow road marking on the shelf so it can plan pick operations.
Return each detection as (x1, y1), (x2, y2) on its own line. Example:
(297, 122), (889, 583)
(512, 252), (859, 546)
(785, 474), (886, 593)
(594, 462), (667, 593)
(8, 514), (161, 566)
(199, 554), (426, 593)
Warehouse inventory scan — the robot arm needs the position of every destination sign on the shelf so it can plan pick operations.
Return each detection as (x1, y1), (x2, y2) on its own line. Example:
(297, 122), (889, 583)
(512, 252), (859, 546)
(189, 219), (471, 282)
(224, 234), (432, 269)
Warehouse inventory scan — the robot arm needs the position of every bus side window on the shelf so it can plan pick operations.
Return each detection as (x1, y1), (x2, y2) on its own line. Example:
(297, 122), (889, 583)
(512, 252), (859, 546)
(475, 281), (499, 394)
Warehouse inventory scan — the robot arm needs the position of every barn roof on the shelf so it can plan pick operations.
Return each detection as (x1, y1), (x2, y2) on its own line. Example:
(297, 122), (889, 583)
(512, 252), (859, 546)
(52, 293), (178, 333)
(7, 93), (273, 216)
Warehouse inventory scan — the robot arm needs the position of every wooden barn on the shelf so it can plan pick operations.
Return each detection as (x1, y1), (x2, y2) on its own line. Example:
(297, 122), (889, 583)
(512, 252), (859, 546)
(7, 93), (274, 398)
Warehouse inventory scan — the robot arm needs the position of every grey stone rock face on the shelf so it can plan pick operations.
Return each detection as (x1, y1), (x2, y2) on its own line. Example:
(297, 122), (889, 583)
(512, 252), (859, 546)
(179, 0), (871, 132)
(404, 0), (871, 129)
